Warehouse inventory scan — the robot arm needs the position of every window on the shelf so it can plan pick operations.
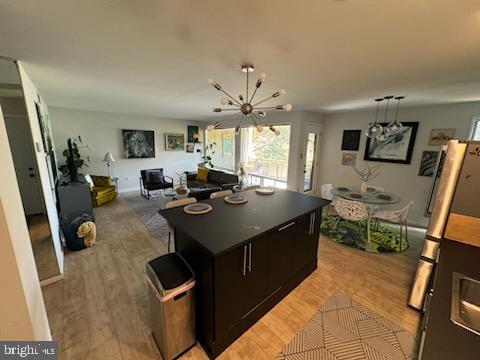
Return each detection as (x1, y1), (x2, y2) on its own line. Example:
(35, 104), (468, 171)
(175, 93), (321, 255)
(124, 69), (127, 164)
(240, 125), (291, 188)
(205, 128), (235, 170)
(470, 117), (480, 140)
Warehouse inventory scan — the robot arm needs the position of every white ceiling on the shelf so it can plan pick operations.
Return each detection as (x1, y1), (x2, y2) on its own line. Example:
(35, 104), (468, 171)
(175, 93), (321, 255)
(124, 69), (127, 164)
(1, 0), (480, 120)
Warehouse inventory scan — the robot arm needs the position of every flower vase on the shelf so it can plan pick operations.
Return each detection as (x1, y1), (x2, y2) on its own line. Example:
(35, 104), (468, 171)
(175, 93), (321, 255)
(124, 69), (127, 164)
(361, 182), (368, 193)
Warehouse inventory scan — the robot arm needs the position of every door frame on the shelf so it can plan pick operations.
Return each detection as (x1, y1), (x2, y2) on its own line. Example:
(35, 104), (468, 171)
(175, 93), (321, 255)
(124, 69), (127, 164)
(298, 124), (322, 194)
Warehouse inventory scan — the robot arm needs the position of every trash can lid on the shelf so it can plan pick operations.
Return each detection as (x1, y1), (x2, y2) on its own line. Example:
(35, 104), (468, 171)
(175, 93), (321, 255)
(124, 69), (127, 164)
(147, 253), (194, 291)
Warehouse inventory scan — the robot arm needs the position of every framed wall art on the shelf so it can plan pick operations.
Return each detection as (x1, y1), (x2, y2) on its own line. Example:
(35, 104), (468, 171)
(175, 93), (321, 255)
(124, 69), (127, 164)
(364, 122), (418, 164)
(341, 130), (361, 151)
(122, 129), (155, 158)
(165, 133), (185, 151)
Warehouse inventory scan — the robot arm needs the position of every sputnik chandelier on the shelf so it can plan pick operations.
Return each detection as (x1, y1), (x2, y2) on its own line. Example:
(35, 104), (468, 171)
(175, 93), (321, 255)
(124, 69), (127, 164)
(366, 95), (405, 140)
(207, 64), (292, 136)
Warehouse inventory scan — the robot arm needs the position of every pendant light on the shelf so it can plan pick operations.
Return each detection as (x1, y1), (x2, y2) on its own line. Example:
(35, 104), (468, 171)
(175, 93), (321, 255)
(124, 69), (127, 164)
(365, 98), (384, 138)
(377, 96), (394, 141)
(386, 96), (405, 135)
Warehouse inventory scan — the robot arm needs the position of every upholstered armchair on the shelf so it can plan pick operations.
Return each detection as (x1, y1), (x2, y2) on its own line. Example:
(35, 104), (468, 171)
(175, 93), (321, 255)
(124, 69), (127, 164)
(85, 175), (117, 207)
(140, 168), (173, 199)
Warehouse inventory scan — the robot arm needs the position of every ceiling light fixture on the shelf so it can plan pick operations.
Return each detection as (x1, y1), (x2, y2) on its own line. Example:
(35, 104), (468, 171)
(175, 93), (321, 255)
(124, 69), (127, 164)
(365, 95), (405, 140)
(207, 64), (292, 136)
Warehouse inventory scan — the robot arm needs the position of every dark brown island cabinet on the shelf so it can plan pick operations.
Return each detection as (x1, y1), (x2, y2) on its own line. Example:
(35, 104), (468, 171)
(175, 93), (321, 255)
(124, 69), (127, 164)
(159, 189), (329, 358)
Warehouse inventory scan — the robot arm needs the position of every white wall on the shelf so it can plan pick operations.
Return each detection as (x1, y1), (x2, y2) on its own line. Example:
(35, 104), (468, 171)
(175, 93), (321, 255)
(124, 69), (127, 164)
(0, 105), (51, 340)
(49, 107), (205, 191)
(317, 101), (480, 226)
(212, 110), (324, 192)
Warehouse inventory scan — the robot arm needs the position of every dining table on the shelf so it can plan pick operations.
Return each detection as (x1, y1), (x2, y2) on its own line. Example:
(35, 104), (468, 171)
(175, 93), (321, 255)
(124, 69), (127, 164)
(332, 185), (401, 244)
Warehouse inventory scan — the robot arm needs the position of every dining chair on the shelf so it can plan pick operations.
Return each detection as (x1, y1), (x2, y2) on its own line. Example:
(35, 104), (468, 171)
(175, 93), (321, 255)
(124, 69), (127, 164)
(372, 201), (414, 251)
(334, 198), (370, 241)
(165, 197), (197, 253)
(210, 189), (233, 199)
(321, 184), (336, 216)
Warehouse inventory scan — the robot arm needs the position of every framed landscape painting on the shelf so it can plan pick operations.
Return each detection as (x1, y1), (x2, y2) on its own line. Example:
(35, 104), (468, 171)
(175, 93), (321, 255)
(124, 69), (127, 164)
(122, 129), (155, 158)
(418, 150), (440, 177)
(165, 133), (185, 151)
(364, 122), (418, 164)
(428, 128), (455, 146)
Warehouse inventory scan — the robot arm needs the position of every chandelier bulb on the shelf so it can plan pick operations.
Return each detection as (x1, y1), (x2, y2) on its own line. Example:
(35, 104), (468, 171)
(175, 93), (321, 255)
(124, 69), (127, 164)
(207, 124), (215, 131)
(212, 107), (222, 112)
(220, 96), (232, 105)
(235, 125), (240, 135)
(258, 111), (266, 117)
(238, 94), (244, 102)
(260, 72), (267, 81)
(269, 126), (280, 136)
(208, 79), (221, 91)
(256, 124), (264, 133)
(273, 89), (286, 98)
(283, 104), (292, 111)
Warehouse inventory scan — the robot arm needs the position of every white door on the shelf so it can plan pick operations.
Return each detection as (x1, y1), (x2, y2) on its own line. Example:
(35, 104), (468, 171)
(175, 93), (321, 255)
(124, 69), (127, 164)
(299, 124), (321, 194)
(4, 115), (45, 215)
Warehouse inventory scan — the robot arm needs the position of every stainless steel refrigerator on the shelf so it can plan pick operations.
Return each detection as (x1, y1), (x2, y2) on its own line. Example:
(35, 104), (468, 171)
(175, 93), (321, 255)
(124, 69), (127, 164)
(408, 140), (480, 358)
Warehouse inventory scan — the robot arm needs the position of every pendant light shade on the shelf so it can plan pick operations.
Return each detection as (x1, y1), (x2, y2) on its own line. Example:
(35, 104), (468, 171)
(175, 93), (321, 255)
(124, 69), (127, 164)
(386, 96), (405, 135)
(365, 98), (384, 139)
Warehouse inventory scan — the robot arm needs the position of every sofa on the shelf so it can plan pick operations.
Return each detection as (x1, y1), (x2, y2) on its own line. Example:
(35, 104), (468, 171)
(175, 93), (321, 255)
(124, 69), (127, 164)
(187, 168), (239, 200)
(140, 168), (174, 199)
(85, 175), (117, 207)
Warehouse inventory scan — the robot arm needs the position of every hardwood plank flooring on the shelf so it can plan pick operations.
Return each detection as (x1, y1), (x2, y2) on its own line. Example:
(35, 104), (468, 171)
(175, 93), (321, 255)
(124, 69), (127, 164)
(42, 197), (423, 359)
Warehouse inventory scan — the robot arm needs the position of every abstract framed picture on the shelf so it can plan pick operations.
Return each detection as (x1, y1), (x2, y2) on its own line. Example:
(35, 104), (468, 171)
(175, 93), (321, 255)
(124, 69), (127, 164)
(122, 129), (155, 158)
(165, 133), (185, 151)
(364, 122), (418, 164)
(341, 130), (361, 151)
(428, 128), (455, 146)
(341, 152), (357, 166)
(418, 150), (440, 177)
(187, 125), (199, 143)
(186, 143), (194, 153)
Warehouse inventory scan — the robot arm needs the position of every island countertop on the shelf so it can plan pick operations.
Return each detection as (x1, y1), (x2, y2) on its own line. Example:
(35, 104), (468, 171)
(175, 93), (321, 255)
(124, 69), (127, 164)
(159, 189), (330, 257)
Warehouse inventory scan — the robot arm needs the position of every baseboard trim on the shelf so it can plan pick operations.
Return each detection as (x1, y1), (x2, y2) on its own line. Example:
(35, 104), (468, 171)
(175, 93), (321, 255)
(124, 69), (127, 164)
(118, 187), (140, 194)
(40, 274), (64, 287)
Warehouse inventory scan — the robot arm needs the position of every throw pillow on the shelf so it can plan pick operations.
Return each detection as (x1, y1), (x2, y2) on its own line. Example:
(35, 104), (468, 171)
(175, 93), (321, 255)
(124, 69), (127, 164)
(147, 169), (164, 183)
(196, 167), (209, 182)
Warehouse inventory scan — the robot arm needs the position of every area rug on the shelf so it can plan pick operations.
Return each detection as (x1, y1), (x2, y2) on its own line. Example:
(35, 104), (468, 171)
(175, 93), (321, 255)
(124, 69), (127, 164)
(124, 194), (170, 238)
(277, 293), (419, 360)
(321, 215), (408, 253)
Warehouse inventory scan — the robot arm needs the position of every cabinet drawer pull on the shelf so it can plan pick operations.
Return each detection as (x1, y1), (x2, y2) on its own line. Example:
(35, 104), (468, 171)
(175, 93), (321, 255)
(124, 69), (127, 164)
(309, 212), (316, 235)
(248, 243), (252, 273)
(242, 245), (247, 276)
(278, 222), (295, 231)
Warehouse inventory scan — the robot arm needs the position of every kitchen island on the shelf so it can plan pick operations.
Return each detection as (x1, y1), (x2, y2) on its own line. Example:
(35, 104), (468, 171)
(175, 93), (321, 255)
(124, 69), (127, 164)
(159, 189), (329, 358)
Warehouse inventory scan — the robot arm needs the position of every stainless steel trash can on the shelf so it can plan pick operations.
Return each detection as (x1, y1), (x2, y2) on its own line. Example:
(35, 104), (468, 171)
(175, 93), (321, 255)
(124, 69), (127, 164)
(146, 253), (196, 360)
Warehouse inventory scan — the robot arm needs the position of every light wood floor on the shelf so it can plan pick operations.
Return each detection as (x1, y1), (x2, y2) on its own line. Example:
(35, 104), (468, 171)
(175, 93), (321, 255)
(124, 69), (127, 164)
(42, 197), (423, 360)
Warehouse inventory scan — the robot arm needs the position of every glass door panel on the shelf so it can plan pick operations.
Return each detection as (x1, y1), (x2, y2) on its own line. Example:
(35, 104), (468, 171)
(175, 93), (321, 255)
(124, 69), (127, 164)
(303, 133), (317, 192)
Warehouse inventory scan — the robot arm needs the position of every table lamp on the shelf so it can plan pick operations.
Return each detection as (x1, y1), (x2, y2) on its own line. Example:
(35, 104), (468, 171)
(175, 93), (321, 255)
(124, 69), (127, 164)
(103, 152), (116, 178)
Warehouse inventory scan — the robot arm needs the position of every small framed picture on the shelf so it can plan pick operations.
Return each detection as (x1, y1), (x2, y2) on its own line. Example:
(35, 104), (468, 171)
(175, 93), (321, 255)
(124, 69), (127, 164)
(341, 130), (361, 151)
(341, 152), (357, 166)
(165, 133), (185, 151)
(419, 151), (440, 177)
(428, 128), (455, 146)
(186, 143), (194, 153)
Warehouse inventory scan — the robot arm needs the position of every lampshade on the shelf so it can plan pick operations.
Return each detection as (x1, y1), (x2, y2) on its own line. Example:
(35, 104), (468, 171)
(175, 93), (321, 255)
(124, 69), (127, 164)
(103, 152), (116, 162)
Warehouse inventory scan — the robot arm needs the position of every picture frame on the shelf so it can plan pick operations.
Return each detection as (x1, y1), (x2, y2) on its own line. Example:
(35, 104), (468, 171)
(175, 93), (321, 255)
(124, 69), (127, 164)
(187, 125), (199, 143)
(418, 150), (440, 177)
(364, 122), (418, 164)
(428, 128), (455, 146)
(122, 129), (155, 158)
(186, 143), (194, 153)
(35, 102), (53, 153)
(341, 152), (357, 166)
(341, 130), (361, 151)
(165, 133), (185, 151)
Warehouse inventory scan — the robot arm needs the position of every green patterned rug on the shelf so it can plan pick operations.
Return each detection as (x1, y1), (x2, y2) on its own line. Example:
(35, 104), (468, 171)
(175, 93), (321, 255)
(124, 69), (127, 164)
(321, 215), (408, 253)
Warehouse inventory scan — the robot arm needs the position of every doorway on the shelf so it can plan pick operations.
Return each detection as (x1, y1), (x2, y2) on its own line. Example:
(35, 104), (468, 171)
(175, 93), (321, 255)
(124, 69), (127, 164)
(300, 124), (321, 194)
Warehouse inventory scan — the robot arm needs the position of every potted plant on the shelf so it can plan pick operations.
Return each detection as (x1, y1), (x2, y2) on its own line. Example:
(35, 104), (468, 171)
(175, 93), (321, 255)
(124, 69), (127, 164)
(198, 142), (216, 168)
